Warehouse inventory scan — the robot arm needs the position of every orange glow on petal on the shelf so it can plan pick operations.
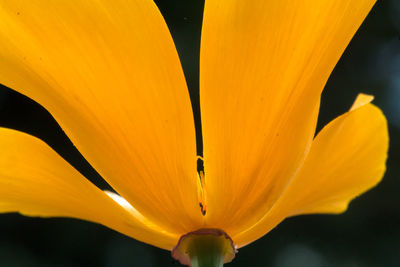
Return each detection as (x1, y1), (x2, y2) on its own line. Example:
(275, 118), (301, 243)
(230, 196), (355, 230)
(200, 0), (377, 236)
(234, 94), (388, 247)
(0, 128), (178, 250)
(0, 0), (202, 234)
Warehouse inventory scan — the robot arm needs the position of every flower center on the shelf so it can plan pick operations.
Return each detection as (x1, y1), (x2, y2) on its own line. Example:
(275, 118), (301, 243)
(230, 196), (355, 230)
(171, 229), (237, 267)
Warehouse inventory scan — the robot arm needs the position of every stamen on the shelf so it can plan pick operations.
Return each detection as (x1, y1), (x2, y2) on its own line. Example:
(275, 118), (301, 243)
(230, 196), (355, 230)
(196, 157), (207, 216)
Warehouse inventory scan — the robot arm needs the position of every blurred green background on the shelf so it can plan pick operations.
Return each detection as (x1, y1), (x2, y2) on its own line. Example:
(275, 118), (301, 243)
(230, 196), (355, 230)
(0, 0), (399, 266)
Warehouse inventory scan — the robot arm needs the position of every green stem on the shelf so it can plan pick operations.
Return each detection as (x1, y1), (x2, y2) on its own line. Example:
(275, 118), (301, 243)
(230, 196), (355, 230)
(187, 235), (225, 267)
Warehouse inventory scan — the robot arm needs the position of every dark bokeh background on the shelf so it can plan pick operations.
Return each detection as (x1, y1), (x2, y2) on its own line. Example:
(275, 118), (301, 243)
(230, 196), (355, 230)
(0, 1), (399, 266)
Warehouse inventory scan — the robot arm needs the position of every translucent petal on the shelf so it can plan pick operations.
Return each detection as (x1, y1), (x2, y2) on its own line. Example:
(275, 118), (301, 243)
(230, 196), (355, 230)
(0, 0), (202, 233)
(0, 128), (178, 250)
(234, 94), (388, 247)
(200, 0), (376, 234)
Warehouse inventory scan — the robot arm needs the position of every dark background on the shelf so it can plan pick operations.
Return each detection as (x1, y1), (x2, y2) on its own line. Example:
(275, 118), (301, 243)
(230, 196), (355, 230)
(0, 0), (399, 266)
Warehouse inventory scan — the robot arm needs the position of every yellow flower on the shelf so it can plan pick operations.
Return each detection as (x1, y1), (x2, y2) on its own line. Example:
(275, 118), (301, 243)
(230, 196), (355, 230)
(0, 0), (388, 266)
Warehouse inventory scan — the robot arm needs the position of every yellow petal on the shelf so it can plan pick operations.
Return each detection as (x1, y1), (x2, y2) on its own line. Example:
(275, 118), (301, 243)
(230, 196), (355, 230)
(283, 94), (388, 216)
(0, 128), (178, 250)
(350, 93), (374, 111)
(0, 0), (202, 233)
(200, 0), (376, 234)
(234, 94), (388, 247)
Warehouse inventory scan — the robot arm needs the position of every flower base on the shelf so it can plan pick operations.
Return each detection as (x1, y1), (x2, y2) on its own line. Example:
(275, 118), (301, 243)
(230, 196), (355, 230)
(171, 229), (237, 267)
